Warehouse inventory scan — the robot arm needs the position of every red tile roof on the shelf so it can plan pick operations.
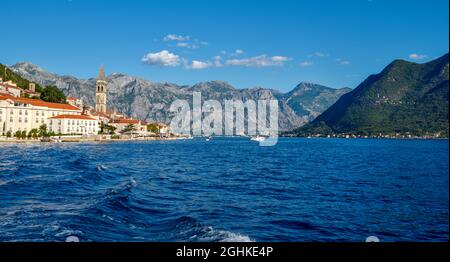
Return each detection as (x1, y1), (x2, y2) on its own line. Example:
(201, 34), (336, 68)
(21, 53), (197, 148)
(49, 114), (96, 120)
(0, 94), (81, 111)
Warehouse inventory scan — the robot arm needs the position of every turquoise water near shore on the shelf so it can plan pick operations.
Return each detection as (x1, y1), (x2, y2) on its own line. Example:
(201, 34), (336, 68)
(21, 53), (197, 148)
(0, 138), (448, 242)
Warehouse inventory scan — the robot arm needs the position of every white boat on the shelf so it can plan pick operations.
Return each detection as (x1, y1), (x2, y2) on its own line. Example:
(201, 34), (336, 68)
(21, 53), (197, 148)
(50, 138), (62, 143)
(206, 136), (212, 142)
(250, 136), (267, 142)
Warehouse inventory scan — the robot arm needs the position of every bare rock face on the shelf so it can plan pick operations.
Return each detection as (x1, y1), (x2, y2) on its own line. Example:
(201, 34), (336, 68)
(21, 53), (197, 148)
(11, 62), (350, 131)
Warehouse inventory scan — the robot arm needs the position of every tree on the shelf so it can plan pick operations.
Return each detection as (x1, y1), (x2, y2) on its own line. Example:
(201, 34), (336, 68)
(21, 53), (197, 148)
(38, 124), (49, 137)
(123, 124), (135, 133)
(147, 123), (159, 134)
(29, 129), (39, 139)
(40, 86), (67, 103)
(14, 131), (22, 139)
(21, 131), (27, 139)
(100, 122), (117, 135)
(6, 131), (12, 138)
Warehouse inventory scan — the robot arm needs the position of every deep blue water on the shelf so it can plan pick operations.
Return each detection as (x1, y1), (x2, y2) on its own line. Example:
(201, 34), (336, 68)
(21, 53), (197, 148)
(0, 138), (448, 242)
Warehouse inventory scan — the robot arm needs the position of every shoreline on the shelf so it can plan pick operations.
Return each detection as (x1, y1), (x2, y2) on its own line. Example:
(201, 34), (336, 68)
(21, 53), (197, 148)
(0, 136), (448, 144)
(0, 136), (189, 144)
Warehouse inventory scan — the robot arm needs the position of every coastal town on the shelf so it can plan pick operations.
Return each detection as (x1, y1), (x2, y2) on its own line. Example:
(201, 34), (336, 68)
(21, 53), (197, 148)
(0, 66), (175, 142)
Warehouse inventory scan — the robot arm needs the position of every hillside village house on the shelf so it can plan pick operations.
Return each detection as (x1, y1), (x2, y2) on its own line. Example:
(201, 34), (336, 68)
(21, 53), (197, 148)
(67, 97), (83, 109)
(0, 78), (22, 97)
(48, 114), (98, 136)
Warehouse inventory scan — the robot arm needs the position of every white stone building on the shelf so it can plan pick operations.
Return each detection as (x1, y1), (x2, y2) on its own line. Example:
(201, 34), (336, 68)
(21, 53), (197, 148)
(67, 97), (83, 109)
(110, 118), (147, 135)
(48, 114), (99, 135)
(0, 82), (22, 97)
(0, 94), (82, 135)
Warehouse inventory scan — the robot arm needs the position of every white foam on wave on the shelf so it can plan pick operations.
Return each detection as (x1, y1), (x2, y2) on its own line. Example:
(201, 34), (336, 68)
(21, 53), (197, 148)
(190, 226), (254, 242)
(129, 177), (137, 187)
(96, 164), (108, 171)
(217, 230), (254, 242)
(0, 180), (10, 186)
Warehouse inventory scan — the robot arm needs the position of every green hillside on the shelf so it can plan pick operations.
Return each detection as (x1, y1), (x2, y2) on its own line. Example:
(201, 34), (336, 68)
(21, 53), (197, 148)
(0, 63), (43, 92)
(293, 54), (449, 137)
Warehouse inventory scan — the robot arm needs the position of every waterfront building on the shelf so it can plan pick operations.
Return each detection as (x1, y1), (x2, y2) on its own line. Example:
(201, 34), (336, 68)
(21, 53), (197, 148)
(48, 114), (98, 135)
(157, 123), (170, 135)
(0, 94), (81, 134)
(110, 118), (147, 135)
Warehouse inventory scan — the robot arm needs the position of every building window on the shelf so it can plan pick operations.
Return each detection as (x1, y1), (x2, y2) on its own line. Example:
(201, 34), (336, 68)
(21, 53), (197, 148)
(19, 110), (22, 115)
(18, 118), (22, 123)
(25, 118), (28, 123)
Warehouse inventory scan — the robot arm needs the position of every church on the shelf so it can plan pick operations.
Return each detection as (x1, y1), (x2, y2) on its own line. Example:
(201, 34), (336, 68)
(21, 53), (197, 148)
(95, 66), (107, 114)
(91, 66), (148, 135)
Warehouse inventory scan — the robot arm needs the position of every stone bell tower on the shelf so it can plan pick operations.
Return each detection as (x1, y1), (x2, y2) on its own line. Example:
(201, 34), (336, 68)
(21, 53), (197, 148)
(95, 66), (107, 113)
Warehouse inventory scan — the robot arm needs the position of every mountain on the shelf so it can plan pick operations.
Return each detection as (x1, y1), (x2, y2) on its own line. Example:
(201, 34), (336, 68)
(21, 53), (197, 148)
(293, 54), (449, 137)
(281, 82), (351, 119)
(0, 63), (43, 91)
(10, 62), (350, 131)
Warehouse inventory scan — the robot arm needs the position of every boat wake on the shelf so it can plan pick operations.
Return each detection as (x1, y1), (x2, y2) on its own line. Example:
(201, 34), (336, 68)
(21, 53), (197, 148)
(168, 216), (254, 242)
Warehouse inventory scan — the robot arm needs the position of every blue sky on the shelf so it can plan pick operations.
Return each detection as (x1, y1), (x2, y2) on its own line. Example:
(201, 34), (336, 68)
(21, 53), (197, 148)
(1, 0), (448, 92)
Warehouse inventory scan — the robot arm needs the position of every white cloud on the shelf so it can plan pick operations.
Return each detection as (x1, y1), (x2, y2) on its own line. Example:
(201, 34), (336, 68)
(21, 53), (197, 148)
(176, 42), (199, 49)
(141, 50), (181, 67)
(226, 55), (291, 67)
(272, 56), (290, 62)
(187, 60), (213, 70)
(163, 34), (190, 41)
(212, 56), (223, 67)
(409, 53), (428, 60)
(235, 49), (244, 55)
(300, 61), (313, 67)
(176, 42), (189, 48)
(309, 52), (329, 58)
(336, 58), (350, 65)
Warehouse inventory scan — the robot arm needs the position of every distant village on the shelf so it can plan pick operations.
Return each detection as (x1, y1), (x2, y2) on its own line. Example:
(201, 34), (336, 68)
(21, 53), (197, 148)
(0, 66), (174, 142)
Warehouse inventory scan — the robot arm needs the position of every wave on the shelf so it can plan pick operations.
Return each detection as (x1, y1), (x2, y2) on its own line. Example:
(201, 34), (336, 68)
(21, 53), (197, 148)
(170, 216), (254, 242)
